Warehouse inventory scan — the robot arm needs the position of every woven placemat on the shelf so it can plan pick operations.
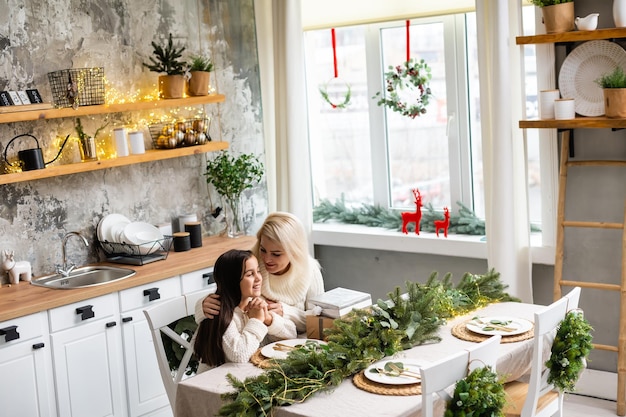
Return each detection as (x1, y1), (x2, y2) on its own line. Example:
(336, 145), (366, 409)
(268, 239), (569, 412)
(451, 320), (534, 343)
(250, 349), (276, 369)
(352, 370), (421, 396)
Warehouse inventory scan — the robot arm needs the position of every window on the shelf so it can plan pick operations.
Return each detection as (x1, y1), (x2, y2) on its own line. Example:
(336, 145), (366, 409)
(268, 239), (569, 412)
(304, 13), (484, 219)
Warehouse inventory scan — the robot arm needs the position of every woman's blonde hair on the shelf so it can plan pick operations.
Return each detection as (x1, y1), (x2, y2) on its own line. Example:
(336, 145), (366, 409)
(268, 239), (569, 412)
(252, 212), (309, 277)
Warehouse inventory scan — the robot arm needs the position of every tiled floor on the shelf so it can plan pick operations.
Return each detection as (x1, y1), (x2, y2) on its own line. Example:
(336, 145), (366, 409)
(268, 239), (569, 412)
(564, 393), (618, 416)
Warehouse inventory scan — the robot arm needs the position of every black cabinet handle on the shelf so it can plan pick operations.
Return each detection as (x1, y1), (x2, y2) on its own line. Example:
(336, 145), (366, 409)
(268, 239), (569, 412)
(32, 342), (45, 350)
(0, 325), (19, 342)
(122, 316), (133, 323)
(143, 287), (160, 301)
(105, 321), (117, 328)
(203, 272), (215, 285)
(76, 305), (95, 321)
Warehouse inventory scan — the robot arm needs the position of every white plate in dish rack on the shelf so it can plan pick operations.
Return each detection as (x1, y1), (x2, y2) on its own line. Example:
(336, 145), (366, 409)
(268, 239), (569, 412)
(97, 213), (131, 242)
(558, 40), (626, 117)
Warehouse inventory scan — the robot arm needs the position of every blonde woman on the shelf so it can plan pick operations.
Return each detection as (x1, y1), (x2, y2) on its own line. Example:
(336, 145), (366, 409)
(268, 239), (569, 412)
(196, 212), (324, 333)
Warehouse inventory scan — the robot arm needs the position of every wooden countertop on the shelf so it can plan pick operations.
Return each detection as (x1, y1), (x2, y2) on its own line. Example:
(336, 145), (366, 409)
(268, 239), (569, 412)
(0, 235), (256, 322)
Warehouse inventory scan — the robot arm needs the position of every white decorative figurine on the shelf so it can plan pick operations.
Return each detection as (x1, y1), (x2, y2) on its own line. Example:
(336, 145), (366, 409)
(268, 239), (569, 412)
(2, 250), (32, 284)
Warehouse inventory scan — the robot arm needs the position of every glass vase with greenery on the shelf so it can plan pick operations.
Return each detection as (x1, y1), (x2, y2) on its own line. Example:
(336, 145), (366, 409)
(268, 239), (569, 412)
(204, 150), (264, 237)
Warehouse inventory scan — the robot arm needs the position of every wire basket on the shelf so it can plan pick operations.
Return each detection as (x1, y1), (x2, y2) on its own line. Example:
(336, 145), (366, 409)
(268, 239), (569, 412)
(98, 236), (173, 265)
(47, 67), (106, 108)
(148, 116), (211, 149)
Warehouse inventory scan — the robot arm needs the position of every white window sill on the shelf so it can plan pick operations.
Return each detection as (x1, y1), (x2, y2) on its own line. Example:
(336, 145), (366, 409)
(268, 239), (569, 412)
(311, 222), (555, 265)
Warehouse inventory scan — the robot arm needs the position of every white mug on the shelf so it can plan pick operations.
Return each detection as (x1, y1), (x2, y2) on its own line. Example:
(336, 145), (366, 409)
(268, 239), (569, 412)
(554, 98), (575, 120)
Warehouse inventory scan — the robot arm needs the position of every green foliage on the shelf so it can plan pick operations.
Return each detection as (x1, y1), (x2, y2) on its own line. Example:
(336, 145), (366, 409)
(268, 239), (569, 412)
(373, 58), (433, 119)
(529, 0), (572, 6)
(204, 151), (264, 202)
(218, 271), (518, 416)
(313, 197), (542, 235)
(319, 83), (352, 109)
(143, 33), (186, 75)
(444, 366), (506, 417)
(189, 55), (214, 72)
(163, 315), (199, 376)
(74, 117), (108, 143)
(596, 67), (626, 89)
(546, 310), (593, 392)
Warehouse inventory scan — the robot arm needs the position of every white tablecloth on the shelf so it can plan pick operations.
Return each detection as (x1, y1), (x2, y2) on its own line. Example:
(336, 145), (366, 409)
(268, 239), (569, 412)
(175, 302), (544, 417)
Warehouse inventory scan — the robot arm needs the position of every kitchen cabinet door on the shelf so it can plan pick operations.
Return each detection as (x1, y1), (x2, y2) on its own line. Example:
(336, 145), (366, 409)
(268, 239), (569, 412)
(49, 294), (127, 417)
(119, 277), (181, 417)
(0, 311), (56, 417)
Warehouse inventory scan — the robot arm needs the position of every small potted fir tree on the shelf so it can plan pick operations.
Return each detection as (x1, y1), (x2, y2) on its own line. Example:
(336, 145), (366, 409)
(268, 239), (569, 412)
(187, 55), (214, 96)
(143, 33), (186, 99)
(596, 66), (626, 118)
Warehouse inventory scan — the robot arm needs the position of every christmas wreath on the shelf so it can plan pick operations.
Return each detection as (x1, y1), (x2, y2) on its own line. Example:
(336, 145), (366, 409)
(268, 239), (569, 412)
(545, 309), (593, 392)
(374, 58), (433, 119)
(319, 80), (351, 109)
(444, 365), (506, 417)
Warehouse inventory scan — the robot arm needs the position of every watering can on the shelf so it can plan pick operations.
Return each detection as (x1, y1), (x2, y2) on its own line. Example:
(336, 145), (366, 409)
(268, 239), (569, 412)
(3, 133), (69, 171)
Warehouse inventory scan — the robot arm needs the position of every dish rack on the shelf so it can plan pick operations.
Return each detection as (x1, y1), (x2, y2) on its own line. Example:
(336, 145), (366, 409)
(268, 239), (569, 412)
(98, 236), (173, 265)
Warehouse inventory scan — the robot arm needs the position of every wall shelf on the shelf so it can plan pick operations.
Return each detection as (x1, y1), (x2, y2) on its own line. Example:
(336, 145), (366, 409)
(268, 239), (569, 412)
(520, 117), (626, 129)
(0, 142), (228, 185)
(0, 94), (225, 124)
(516, 28), (626, 45)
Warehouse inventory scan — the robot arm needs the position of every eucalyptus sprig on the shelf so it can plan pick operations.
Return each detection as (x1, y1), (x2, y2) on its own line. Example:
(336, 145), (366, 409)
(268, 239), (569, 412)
(444, 366), (506, 417)
(546, 310), (593, 392)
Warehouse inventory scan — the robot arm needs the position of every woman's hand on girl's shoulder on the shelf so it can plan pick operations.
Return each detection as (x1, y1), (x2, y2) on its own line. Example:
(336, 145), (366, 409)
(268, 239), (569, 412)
(202, 293), (221, 319)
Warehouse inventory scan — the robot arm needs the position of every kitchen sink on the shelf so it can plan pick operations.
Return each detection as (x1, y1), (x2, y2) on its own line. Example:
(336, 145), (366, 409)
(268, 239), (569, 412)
(30, 266), (136, 289)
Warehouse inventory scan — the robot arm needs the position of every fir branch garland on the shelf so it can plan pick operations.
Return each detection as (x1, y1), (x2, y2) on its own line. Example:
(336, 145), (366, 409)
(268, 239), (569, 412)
(218, 270), (518, 416)
(546, 310), (593, 392)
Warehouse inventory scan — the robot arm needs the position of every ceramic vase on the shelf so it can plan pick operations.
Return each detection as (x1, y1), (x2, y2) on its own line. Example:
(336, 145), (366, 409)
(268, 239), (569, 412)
(615, 0), (626, 27)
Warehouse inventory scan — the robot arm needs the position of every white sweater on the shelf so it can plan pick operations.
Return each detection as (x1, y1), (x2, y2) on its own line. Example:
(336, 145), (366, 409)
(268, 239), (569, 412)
(196, 306), (296, 374)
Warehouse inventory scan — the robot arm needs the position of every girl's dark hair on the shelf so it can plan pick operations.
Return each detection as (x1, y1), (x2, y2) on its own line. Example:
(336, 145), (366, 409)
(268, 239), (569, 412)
(194, 249), (253, 367)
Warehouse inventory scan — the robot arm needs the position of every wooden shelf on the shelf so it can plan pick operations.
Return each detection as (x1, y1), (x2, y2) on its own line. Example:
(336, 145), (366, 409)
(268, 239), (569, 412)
(516, 27), (626, 45)
(520, 117), (626, 129)
(0, 94), (225, 124)
(0, 141), (228, 185)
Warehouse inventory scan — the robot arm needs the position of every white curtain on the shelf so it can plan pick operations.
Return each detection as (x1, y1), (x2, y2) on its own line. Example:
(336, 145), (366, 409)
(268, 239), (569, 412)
(475, 0), (533, 302)
(254, 0), (313, 236)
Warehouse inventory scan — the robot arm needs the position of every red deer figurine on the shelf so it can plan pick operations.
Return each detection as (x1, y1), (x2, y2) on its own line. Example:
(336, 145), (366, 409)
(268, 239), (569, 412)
(434, 207), (450, 238)
(401, 189), (422, 235)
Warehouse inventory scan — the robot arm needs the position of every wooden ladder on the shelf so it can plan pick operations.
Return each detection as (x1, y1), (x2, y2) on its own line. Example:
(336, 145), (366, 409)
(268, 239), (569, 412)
(553, 130), (626, 415)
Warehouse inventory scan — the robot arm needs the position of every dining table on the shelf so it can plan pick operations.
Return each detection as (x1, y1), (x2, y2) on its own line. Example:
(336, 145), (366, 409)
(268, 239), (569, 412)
(175, 301), (546, 417)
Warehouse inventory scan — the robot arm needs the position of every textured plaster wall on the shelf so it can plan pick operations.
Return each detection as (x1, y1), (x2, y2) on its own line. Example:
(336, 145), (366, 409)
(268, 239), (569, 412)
(0, 0), (268, 280)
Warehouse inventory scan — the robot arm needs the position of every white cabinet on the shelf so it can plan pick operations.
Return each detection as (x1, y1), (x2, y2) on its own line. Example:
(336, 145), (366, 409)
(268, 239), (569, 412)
(0, 311), (56, 417)
(119, 276), (181, 417)
(49, 293), (127, 417)
(180, 266), (215, 295)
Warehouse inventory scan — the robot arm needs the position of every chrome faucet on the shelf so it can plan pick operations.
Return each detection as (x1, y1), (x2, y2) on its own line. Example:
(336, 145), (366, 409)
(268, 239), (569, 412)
(58, 231), (89, 277)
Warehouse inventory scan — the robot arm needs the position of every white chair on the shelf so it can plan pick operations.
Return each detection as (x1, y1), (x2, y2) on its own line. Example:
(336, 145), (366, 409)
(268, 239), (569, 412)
(420, 334), (502, 417)
(503, 295), (570, 417)
(185, 288), (216, 317)
(563, 286), (581, 312)
(143, 296), (196, 409)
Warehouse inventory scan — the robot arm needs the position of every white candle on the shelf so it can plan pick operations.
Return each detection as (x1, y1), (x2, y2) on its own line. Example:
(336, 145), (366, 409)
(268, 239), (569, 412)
(129, 131), (146, 154)
(113, 128), (129, 157)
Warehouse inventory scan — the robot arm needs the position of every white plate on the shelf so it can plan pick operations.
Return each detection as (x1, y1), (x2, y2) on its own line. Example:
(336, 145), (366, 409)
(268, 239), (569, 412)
(97, 213), (131, 242)
(122, 221), (163, 245)
(364, 359), (426, 385)
(466, 316), (533, 337)
(558, 40), (626, 116)
(260, 339), (326, 360)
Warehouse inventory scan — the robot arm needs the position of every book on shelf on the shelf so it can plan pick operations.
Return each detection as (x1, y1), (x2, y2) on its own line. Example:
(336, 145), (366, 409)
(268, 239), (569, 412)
(306, 287), (372, 319)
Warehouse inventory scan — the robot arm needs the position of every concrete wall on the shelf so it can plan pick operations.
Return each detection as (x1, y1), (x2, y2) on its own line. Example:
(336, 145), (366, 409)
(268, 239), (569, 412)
(0, 0), (268, 277)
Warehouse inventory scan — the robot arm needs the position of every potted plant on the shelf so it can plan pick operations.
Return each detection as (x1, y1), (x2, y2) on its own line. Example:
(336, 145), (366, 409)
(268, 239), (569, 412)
(204, 150), (264, 237)
(143, 33), (186, 99)
(596, 66), (626, 118)
(529, 0), (575, 34)
(187, 55), (214, 96)
(74, 118), (108, 161)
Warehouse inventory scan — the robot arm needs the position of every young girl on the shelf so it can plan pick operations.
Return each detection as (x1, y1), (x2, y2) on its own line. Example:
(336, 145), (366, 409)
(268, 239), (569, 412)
(197, 212), (325, 333)
(193, 249), (297, 373)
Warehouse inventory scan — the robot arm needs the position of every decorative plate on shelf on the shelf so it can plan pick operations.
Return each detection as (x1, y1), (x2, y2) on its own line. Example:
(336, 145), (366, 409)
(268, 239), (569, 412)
(558, 40), (626, 117)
